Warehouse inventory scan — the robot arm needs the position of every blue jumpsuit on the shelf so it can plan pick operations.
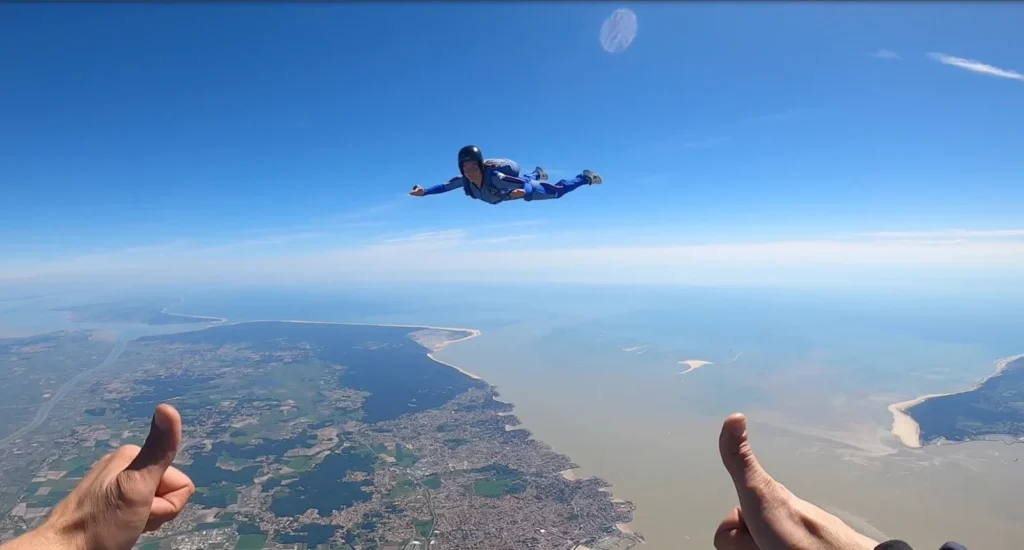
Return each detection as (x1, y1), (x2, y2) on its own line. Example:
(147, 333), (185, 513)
(421, 159), (591, 204)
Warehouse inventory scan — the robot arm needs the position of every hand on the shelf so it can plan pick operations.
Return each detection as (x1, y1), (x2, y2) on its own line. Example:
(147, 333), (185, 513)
(17, 404), (195, 550)
(410, 186), (425, 196)
(714, 413), (879, 550)
(508, 189), (526, 200)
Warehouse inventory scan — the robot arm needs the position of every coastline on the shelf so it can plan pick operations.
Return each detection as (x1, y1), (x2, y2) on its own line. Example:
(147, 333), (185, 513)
(426, 353), (485, 382)
(167, 314), (489, 380)
(158, 308), (228, 324)
(888, 353), (1024, 448)
(150, 315), (634, 536)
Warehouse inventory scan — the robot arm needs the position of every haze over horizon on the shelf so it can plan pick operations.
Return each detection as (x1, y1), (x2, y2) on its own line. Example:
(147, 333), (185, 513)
(2, 3), (1023, 296)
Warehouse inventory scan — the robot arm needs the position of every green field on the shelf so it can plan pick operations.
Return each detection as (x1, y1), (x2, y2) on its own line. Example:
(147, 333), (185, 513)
(216, 456), (255, 469)
(28, 488), (69, 508)
(387, 479), (418, 499)
(473, 479), (521, 497)
(50, 456), (87, 471)
(196, 483), (238, 507)
(421, 474), (441, 490)
(414, 519), (434, 538)
(393, 444), (418, 467)
(236, 534), (267, 550)
(44, 478), (82, 491)
(286, 452), (309, 469)
(472, 465), (526, 498)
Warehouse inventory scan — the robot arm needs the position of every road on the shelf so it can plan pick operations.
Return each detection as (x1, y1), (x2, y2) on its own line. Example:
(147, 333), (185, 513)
(0, 338), (127, 448)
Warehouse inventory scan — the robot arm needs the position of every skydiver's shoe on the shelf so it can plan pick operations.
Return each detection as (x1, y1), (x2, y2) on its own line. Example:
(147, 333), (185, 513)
(582, 170), (602, 185)
(533, 167), (548, 181)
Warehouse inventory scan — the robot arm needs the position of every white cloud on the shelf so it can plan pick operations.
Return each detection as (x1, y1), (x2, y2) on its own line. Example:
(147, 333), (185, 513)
(381, 229), (468, 245)
(871, 49), (901, 60)
(4, 229), (1024, 291)
(928, 52), (1024, 81)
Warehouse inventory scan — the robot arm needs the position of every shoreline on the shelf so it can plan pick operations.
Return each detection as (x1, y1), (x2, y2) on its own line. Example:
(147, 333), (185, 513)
(425, 353), (484, 382)
(888, 353), (1024, 448)
(158, 308), (228, 324)
(146, 315), (638, 538)
(159, 313), (490, 381)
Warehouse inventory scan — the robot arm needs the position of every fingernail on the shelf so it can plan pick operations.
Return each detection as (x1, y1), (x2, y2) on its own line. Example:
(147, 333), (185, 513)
(153, 410), (170, 432)
(729, 418), (746, 437)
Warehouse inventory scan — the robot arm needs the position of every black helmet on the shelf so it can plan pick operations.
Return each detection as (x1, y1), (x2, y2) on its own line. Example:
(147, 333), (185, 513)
(457, 145), (483, 175)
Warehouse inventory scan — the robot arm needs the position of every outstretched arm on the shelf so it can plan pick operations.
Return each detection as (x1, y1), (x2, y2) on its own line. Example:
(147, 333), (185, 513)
(495, 173), (561, 201)
(411, 177), (463, 197)
(492, 172), (531, 200)
(501, 173), (593, 202)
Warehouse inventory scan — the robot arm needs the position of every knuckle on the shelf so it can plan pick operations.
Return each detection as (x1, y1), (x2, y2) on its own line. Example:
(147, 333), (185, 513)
(111, 473), (147, 507)
(109, 475), (131, 506)
(712, 530), (735, 550)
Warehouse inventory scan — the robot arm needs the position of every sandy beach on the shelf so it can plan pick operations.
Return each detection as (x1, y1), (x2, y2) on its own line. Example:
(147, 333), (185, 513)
(888, 353), (1024, 448)
(426, 352), (485, 381)
(166, 313), (482, 338)
(678, 359), (714, 375)
(158, 306), (228, 324)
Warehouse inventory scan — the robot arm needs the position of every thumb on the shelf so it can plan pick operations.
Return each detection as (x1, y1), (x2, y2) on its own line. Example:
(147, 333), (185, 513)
(719, 413), (780, 507)
(123, 404), (182, 488)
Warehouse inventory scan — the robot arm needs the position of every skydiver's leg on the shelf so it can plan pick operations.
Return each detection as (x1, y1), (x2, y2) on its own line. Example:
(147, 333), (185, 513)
(525, 172), (597, 201)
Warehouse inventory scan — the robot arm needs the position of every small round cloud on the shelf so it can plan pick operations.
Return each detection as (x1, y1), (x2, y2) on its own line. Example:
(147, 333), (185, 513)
(600, 8), (637, 54)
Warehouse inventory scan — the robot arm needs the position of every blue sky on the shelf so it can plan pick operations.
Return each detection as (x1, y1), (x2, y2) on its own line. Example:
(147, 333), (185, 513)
(2, 3), (1023, 290)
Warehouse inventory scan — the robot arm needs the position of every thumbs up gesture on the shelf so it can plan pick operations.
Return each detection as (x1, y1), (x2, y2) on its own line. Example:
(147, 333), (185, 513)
(714, 413), (879, 550)
(19, 404), (195, 550)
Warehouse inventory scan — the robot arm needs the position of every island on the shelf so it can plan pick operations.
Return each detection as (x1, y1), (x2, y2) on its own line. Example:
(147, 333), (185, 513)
(0, 321), (641, 550)
(892, 354), (1024, 447)
(53, 301), (223, 326)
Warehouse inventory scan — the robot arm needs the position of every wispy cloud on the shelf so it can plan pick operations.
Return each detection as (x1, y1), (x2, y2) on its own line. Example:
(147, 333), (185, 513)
(377, 227), (540, 248)
(219, 232), (332, 247)
(928, 52), (1024, 82)
(5, 228), (1024, 291)
(858, 229), (1024, 239)
(871, 49), (901, 61)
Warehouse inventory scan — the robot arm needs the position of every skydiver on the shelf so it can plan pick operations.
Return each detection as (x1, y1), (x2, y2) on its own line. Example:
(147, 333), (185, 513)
(409, 145), (602, 204)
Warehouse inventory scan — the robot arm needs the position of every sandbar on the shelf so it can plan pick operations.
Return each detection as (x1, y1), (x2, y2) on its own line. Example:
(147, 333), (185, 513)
(678, 359), (714, 375)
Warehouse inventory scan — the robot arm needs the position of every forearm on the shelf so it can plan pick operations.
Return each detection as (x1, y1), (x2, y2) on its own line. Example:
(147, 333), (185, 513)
(422, 177), (462, 196)
(422, 183), (450, 196)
